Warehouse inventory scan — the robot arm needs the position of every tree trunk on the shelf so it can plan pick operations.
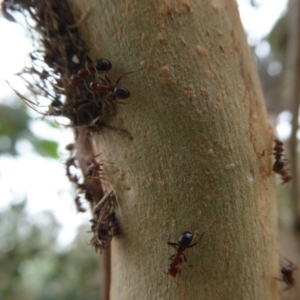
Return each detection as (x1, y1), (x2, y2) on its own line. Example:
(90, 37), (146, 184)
(70, 0), (278, 299)
(286, 0), (300, 229)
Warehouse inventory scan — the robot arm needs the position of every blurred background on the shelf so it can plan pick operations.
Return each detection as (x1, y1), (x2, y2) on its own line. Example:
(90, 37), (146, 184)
(0, 0), (298, 299)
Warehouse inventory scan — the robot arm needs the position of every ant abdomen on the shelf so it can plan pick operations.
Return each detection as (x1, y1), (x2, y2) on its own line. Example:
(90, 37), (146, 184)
(178, 231), (193, 248)
(281, 266), (293, 277)
(273, 159), (285, 173)
(113, 87), (130, 99)
(69, 58), (112, 88)
(94, 58), (112, 72)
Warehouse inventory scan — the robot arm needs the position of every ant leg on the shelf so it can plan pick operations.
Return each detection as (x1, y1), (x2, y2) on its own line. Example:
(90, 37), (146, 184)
(274, 277), (284, 281)
(93, 191), (113, 214)
(187, 242), (198, 248)
(167, 234), (178, 249)
(167, 241), (178, 247)
(274, 276), (291, 291)
(187, 230), (206, 248)
(104, 75), (111, 85)
(168, 254), (176, 260)
(67, 6), (91, 29)
(284, 258), (298, 270)
(282, 285), (292, 292)
(115, 71), (135, 85)
(182, 254), (193, 267)
(198, 230), (206, 242)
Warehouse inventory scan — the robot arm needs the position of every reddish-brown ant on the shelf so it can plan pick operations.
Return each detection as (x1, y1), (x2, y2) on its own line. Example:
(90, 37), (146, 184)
(272, 139), (285, 173)
(70, 58), (112, 87)
(275, 259), (298, 290)
(280, 170), (292, 184)
(272, 139), (292, 183)
(166, 230), (205, 277)
(86, 159), (103, 177)
(85, 156), (113, 178)
(88, 71), (133, 100)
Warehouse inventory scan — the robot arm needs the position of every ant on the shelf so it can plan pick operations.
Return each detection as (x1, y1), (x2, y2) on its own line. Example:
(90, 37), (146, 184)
(70, 58), (112, 88)
(86, 159), (103, 177)
(88, 71), (133, 100)
(272, 139), (285, 173)
(74, 195), (86, 213)
(85, 156), (113, 178)
(166, 230), (205, 277)
(65, 156), (79, 184)
(275, 259), (298, 290)
(272, 139), (292, 183)
(280, 170), (292, 184)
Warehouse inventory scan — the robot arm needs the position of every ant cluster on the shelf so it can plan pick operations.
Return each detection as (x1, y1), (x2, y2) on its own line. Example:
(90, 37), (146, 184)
(65, 145), (120, 251)
(3, 0), (127, 251)
(66, 56), (132, 128)
(3, 3), (299, 291)
(3, 0), (131, 132)
(272, 139), (292, 184)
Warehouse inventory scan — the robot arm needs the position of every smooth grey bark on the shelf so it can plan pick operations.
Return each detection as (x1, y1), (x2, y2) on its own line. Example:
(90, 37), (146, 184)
(70, 0), (279, 299)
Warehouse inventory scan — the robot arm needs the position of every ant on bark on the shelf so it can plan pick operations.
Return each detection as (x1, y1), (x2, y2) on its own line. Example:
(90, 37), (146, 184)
(70, 58), (112, 87)
(166, 230), (205, 277)
(86, 159), (103, 178)
(275, 258), (298, 290)
(74, 195), (86, 213)
(272, 139), (292, 184)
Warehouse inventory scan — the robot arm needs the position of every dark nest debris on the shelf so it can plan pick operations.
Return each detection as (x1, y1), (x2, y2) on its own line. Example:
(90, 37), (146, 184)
(2, 0), (131, 130)
(2, 0), (124, 251)
(66, 145), (120, 251)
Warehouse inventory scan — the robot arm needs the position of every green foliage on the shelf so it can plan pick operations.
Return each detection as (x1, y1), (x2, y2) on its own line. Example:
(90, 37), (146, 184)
(34, 139), (59, 158)
(0, 100), (59, 158)
(267, 15), (287, 59)
(0, 201), (100, 300)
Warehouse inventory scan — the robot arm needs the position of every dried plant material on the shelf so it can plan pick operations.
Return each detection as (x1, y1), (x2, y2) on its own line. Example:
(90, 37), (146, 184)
(4, 0), (130, 132)
(2, 0), (125, 250)
(90, 192), (120, 251)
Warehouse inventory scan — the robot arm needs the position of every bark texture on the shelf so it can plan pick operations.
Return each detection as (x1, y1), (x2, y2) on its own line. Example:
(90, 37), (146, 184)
(70, 0), (278, 299)
(286, 0), (300, 227)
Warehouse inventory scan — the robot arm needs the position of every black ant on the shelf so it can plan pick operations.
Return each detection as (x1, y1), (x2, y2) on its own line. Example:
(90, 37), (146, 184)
(85, 156), (113, 178)
(272, 139), (285, 173)
(88, 71), (133, 100)
(65, 156), (79, 184)
(275, 259), (298, 290)
(74, 195), (86, 213)
(70, 58), (112, 88)
(86, 159), (103, 177)
(166, 230), (205, 277)
(272, 139), (292, 183)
